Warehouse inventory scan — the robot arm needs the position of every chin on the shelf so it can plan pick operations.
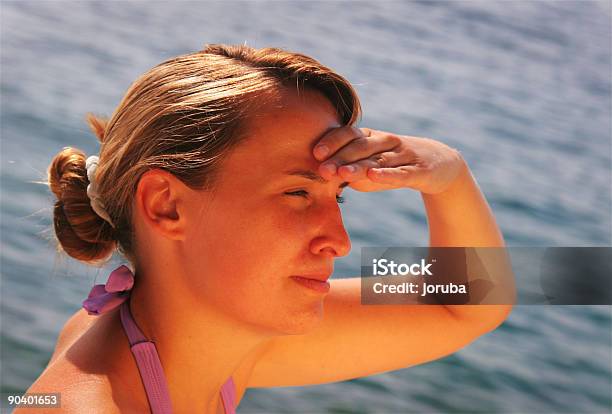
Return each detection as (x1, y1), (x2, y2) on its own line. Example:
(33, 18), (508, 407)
(275, 302), (325, 335)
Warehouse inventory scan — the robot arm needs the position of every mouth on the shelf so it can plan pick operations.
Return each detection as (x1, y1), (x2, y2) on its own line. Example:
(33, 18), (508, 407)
(290, 275), (331, 294)
(292, 272), (331, 282)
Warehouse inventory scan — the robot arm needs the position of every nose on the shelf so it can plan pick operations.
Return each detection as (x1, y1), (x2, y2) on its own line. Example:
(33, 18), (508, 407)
(309, 203), (352, 258)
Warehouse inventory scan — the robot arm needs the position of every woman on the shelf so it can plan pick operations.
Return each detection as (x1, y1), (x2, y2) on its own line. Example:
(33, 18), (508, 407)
(21, 44), (514, 413)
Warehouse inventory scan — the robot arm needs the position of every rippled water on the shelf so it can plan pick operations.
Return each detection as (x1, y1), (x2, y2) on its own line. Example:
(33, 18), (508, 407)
(1, 1), (610, 413)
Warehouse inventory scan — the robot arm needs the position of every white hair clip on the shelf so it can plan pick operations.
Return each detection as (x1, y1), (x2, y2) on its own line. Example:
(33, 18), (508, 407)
(85, 155), (115, 229)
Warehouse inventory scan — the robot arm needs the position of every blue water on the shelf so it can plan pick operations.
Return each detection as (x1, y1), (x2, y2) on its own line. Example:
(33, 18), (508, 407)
(1, 1), (610, 413)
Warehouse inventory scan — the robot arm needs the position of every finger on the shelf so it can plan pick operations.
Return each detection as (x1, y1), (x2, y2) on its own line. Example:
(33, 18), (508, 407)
(335, 158), (382, 182)
(321, 133), (401, 173)
(333, 150), (407, 181)
(359, 127), (374, 138)
(366, 166), (425, 188)
(313, 126), (367, 161)
(318, 144), (410, 181)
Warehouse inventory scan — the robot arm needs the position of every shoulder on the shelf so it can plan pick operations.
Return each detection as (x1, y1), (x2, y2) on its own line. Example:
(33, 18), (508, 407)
(49, 308), (96, 365)
(17, 360), (123, 414)
(21, 313), (147, 414)
(21, 309), (147, 413)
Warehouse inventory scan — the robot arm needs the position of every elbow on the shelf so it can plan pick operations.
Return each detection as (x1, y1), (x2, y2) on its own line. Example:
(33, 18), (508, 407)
(450, 304), (514, 335)
(480, 304), (514, 334)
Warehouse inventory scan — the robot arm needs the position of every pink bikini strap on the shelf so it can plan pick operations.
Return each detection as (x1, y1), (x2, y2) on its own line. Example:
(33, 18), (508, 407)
(119, 301), (173, 414)
(220, 376), (237, 414)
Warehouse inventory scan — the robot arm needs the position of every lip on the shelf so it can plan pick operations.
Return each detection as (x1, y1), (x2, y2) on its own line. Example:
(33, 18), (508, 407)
(290, 275), (331, 293)
(291, 273), (331, 282)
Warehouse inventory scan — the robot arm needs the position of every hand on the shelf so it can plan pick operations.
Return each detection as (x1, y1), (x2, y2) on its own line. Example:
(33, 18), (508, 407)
(313, 126), (466, 195)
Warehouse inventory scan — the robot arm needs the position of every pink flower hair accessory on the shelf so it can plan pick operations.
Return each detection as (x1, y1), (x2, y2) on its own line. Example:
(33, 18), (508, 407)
(82, 265), (135, 315)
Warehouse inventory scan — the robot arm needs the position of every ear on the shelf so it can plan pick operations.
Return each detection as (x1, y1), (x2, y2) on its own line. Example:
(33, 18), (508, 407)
(135, 169), (189, 241)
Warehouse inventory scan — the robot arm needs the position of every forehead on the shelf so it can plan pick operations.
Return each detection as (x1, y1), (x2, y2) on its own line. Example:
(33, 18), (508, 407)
(215, 89), (343, 190)
(233, 89), (341, 163)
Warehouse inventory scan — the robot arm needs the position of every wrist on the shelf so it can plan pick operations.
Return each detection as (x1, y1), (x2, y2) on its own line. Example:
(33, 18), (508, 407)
(422, 152), (471, 197)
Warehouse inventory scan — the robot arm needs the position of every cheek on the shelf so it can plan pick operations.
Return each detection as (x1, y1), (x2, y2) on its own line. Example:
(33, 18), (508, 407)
(182, 199), (322, 332)
(182, 206), (287, 293)
(219, 271), (325, 335)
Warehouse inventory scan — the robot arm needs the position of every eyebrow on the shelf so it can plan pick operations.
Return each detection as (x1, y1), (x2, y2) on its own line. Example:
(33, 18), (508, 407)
(284, 169), (350, 188)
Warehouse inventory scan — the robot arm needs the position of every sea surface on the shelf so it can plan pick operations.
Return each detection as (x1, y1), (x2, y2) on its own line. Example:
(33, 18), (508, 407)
(1, 1), (610, 413)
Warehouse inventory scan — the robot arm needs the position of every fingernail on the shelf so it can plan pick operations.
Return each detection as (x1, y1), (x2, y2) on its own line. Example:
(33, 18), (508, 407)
(322, 163), (336, 175)
(314, 145), (329, 159)
(344, 165), (356, 173)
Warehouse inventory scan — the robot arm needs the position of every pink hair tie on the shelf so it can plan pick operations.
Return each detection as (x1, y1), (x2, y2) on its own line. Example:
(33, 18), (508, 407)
(82, 265), (135, 315)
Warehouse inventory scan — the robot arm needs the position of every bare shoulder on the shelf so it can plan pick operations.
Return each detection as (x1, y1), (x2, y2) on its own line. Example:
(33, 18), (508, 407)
(16, 359), (122, 414)
(17, 310), (112, 413)
(48, 308), (97, 365)
(20, 309), (147, 413)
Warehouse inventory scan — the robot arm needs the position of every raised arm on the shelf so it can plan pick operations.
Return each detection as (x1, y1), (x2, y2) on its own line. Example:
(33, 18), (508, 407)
(421, 157), (516, 321)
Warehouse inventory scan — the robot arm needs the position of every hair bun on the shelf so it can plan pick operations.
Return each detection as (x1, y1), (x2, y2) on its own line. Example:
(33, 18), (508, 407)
(47, 146), (116, 264)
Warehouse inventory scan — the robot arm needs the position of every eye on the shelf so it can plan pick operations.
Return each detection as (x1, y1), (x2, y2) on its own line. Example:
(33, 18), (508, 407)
(284, 190), (346, 204)
(285, 190), (309, 199)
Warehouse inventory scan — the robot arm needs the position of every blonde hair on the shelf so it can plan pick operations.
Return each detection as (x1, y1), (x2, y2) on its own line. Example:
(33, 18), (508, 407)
(47, 43), (362, 266)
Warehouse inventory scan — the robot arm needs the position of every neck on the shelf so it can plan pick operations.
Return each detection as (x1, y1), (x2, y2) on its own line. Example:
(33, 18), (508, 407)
(124, 266), (272, 413)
